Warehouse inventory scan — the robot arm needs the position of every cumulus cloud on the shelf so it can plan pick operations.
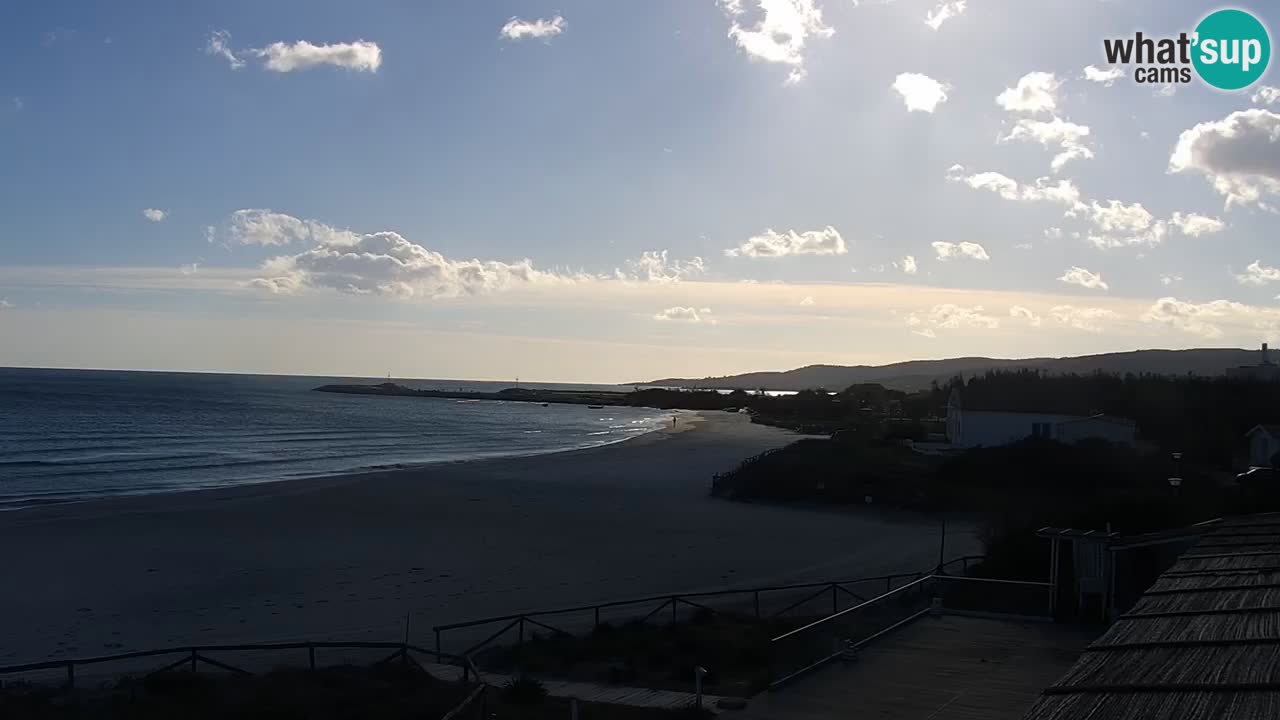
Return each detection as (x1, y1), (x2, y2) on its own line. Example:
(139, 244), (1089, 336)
(614, 250), (706, 283)
(1050, 305), (1119, 332)
(500, 16), (567, 41)
(931, 241), (989, 261)
(924, 0), (967, 30)
(1083, 65), (1124, 86)
(654, 306), (713, 323)
(1168, 212), (1225, 237)
(1009, 305), (1042, 326)
(724, 226), (847, 258)
(253, 231), (571, 298)
(907, 303), (999, 337)
(1080, 200), (1166, 248)
(220, 209), (360, 247)
(1161, 273), (1182, 286)
(1252, 86), (1280, 105)
(718, 0), (834, 84)
(892, 73), (949, 112)
(1236, 261), (1280, 286)
(996, 72), (1059, 114)
(204, 31), (382, 73)
(142, 208), (167, 223)
(1169, 109), (1280, 210)
(1139, 297), (1278, 338)
(900, 255), (918, 275)
(1058, 266), (1108, 290)
(947, 167), (1082, 206)
(1003, 116), (1093, 172)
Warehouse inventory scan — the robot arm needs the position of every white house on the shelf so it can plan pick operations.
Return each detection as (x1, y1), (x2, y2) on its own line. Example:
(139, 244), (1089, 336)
(1245, 425), (1280, 468)
(945, 389), (1137, 448)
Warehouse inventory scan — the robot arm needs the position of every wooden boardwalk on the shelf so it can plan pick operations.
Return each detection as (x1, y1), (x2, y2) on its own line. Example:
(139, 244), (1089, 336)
(425, 662), (736, 712)
(740, 615), (1095, 720)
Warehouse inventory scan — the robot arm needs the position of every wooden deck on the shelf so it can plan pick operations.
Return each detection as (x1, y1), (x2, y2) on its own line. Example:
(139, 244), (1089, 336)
(742, 615), (1095, 720)
(425, 662), (733, 712)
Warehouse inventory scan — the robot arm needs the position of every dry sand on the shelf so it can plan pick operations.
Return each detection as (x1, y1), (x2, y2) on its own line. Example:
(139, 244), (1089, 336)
(0, 411), (978, 666)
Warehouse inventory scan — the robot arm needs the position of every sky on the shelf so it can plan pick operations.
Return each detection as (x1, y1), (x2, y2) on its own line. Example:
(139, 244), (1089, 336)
(1, 0), (1279, 383)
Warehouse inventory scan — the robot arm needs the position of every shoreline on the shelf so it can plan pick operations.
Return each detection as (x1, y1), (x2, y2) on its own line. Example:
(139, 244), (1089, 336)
(0, 408), (697, 515)
(0, 411), (978, 667)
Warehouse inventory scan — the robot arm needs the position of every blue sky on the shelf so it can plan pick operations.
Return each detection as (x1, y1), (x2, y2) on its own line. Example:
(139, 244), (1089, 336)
(1, 0), (1279, 382)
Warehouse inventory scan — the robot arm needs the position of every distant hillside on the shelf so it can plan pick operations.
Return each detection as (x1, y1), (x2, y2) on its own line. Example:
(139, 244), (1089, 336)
(638, 348), (1264, 392)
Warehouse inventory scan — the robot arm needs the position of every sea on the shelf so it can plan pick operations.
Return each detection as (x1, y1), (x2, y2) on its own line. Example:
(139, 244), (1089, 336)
(0, 368), (671, 510)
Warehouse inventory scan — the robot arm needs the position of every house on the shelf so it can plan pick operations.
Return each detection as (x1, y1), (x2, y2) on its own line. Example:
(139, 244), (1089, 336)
(945, 388), (1137, 448)
(1245, 424), (1280, 467)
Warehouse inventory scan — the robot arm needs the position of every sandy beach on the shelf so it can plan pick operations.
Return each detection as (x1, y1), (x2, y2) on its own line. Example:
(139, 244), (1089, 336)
(0, 411), (978, 667)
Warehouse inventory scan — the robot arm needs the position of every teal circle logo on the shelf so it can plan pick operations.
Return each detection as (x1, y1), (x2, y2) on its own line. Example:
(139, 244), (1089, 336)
(1192, 9), (1271, 90)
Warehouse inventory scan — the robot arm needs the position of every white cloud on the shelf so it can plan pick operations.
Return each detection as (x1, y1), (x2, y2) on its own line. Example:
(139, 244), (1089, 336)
(0, 299), (12, 309)
(948, 167), (1082, 206)
(1003, 116), (1093, 172)
(1009, 305), (1042, 326)
(253, 40), (381, 73)
(204, 29), (244, 70)
(1050, 305), (1119, 332)
(1155, 83), (1177, 98)
(204, 31), (381, 73)
(1160, 273), (1182, 286)
(220, 209), (360, 247)
(924, 0), (967, 30)
(900, 255), (918, 275)
(1168, 212), (1225, 237)
(907, 303), (999, 337)
(1254, 86), (1280, 105)
(725, 226), (847, 258)
(931, 241), (989, 261)
(718, 0), (834, 84)
(654, 306), (713, 323)
(142, 208), (167, 223)
(615, 251), (706, 283)
(1083, 65), (1124, 86)
(1169, 109), (1280, 210)
(253, 231), (572, 299)
(1139, 297), (1278, 339)
(1058, 266), (1108, 290)
(1044, 227), (1063, 240)
(1081, 200), (1166, 248)
(500, 16), (567, 41)
(799, 295), (816, 306)
(1236, 261), (1280, 286)
(995, 72), (1059, 114)
(892, 73), (949, 112)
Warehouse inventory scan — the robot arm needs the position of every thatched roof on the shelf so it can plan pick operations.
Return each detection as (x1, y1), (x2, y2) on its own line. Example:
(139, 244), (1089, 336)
(1024, 514), (1280, 720)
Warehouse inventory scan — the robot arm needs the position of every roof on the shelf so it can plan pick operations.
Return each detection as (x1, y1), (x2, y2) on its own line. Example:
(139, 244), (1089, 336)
(951, 387), (1134, 422)
(1057, 414), (1137, 428)
(1023, 513), (1280, 720)
(1246, 424), (1280, 438)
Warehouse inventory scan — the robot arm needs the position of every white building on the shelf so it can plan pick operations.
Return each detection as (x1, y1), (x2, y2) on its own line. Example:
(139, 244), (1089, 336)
(1245, 425), (1280, 468)
(945, 389), (1137, 448)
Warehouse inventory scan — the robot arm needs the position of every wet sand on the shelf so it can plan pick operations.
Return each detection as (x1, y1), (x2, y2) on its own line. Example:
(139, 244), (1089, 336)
(0, 411), (977, 666)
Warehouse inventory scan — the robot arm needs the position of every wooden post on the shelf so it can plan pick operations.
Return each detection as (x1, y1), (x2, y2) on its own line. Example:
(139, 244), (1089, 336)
(190, 649), (198, 673)
(571, 697), (579, 720)
(65, 662), (74, 689)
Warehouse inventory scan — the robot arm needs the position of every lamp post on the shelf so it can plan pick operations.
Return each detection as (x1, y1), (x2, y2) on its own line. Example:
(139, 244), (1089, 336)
(1170, 451), (1184, 499)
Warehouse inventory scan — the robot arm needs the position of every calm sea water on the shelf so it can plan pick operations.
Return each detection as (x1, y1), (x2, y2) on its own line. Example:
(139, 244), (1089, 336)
(0, 368), (670, 510)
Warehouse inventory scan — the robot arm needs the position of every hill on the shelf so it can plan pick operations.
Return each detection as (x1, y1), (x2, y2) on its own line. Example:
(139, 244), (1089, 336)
(637, 348), (1263, 392)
